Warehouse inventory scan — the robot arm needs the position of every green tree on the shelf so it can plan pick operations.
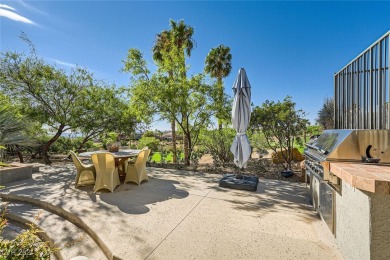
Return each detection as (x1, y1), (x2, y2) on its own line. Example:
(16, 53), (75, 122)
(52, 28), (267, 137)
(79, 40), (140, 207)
(305, 125), (321, 142)
(251, 96), (308, 171)
(200, 128), (235, 166)
(0, 42), (95, 164)
(75, 85), (137, 151)
(205, 44), (232, 129)
(0, 106), (37, 163)
(142, 131), (156, 138)
(138, 136), (160, 152)
(316, 97), (334, 130)
(151, 19), (195, 164)
(124, 48), (213, 165)
(0, 93), (39, 162)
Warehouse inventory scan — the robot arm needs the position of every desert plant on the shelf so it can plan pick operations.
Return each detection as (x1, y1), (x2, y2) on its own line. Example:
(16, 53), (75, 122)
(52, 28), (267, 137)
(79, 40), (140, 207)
(0, 204), (58, 259)
(200, 128), (235, 167)
(251, 96), (308, 171)
(190, 151), (202, 168)
(142, 131), (155, 138)
(0, 106), (37, 163)
(316, 97), (334, 130)
(248, 130), (268, 152)
(138, 136), (159, 152)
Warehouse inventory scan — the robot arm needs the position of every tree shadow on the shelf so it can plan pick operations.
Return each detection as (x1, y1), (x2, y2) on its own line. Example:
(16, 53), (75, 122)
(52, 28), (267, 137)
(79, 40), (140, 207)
(210, 178), (316, 222)
(99, 178), (189, 214)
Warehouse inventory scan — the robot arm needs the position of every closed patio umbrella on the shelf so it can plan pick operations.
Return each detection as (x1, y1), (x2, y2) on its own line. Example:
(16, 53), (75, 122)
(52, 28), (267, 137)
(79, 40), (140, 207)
(230, 68), (251, 169)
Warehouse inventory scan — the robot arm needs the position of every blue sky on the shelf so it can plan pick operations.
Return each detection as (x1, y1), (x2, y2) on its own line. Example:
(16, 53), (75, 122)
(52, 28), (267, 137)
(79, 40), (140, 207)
(1, 1), (390, 131)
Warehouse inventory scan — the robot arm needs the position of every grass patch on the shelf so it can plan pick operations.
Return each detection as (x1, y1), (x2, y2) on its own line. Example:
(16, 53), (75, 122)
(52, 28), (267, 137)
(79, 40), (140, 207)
(151, 152), (162, 163)
(165, 152), (173, 163)
(151, 152), (185, 163)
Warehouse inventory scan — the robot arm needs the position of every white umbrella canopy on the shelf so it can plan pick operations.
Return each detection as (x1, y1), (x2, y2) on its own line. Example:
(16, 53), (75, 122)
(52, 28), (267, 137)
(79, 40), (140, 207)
(230, 68), (252, 169)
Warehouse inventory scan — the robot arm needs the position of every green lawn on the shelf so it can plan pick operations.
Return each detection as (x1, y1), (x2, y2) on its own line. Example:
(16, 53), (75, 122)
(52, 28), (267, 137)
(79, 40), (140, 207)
(150, 152), (162, 163)
(150, 151), (184, 163)
(164, 152), (184, 162)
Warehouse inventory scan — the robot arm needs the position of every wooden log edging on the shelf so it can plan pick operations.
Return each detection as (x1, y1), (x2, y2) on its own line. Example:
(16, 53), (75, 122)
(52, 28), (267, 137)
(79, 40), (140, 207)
(0, 193), (119, 260)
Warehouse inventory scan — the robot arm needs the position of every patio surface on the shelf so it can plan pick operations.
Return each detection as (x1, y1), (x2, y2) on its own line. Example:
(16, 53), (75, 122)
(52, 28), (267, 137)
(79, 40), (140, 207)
(2, 164), (343, 259)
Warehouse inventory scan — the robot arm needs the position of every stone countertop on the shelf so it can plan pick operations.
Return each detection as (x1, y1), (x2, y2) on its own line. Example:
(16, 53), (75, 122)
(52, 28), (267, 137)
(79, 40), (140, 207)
(330, 163), (390, 194)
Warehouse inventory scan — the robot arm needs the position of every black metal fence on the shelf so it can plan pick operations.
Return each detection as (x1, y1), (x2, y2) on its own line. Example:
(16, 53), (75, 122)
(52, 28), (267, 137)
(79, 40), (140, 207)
(334, 31), (390, 129)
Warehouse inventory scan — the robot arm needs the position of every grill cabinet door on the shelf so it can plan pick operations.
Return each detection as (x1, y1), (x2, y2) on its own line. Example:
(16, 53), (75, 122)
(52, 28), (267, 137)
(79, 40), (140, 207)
(319, 182), (334, 234)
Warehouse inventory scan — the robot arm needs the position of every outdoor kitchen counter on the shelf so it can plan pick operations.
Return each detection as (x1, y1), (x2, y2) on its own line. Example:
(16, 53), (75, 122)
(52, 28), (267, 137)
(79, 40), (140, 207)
(329, 162), (390, 194)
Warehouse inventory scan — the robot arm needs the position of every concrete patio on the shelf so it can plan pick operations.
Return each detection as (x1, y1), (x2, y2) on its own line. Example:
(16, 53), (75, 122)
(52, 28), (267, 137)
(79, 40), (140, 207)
(1, 164), (343, 259)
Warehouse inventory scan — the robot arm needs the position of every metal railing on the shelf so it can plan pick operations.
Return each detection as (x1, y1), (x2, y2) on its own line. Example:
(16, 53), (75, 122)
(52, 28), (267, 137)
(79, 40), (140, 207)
(334, 31), (390, 129)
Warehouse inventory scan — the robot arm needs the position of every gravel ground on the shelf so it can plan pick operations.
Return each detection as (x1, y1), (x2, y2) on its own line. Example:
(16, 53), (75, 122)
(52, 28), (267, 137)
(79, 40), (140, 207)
(8, 152), (306, 183)
(149, 156), (305, 183)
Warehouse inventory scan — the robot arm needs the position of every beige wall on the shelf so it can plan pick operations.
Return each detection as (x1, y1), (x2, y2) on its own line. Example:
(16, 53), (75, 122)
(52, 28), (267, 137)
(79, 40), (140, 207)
(335, 181), (390, 260)
(369, 191), (390, 259)
(335, 181), (370, 260)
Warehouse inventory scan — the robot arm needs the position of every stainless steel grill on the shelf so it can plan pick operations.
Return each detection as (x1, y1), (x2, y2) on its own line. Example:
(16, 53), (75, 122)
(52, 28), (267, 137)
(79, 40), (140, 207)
(305, 129), (390, 178)
(304, 129), (390, 234)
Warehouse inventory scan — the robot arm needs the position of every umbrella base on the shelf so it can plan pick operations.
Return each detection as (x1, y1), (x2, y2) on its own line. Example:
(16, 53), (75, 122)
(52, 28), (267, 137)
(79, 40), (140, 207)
(219, 174), (259, 192)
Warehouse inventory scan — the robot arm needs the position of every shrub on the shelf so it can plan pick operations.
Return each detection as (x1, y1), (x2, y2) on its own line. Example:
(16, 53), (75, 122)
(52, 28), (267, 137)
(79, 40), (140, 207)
(49, 136), (94, 154)
(248, 131), (268, 152)
(0, 205), (58, 259)
(142, 131), (155, 138)
(190, 151), (202, 168)
(138, 137), (159, 152)
(200, 129), (235, 167)
(150, 152), (162, 163)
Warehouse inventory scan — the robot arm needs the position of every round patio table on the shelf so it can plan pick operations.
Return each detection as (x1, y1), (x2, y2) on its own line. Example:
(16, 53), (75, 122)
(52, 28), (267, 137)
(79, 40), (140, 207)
(79, 149), (141, 181)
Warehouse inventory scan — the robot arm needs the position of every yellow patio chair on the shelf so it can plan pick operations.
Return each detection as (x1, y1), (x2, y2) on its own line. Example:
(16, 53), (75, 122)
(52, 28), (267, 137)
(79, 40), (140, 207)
(92, 152), (120, 193)
(70, 151), (96, 188)
(125, 149), (151, 185)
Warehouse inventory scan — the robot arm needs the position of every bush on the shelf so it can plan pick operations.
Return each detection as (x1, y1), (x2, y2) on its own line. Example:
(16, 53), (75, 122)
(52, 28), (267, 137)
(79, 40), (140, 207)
(49, 136), (94, 154)
(150, 152), (162, 163)
(138, 137), (159, 152)
(0, 204), (58, 259)
(142, 131), (155, 138)
(248, 131), (268, 152)
(190, 151), (202, 168)
(200, 129), (236, 167)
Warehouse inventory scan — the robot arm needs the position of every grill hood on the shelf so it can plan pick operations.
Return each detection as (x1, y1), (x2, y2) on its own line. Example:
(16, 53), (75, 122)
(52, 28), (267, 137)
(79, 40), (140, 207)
(306, 129), (390, 164)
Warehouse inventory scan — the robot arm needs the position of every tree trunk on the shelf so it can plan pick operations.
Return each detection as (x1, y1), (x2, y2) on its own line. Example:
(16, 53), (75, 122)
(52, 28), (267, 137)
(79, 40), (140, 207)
(183, 133), (190, 166)
(42, 124), (65, 164)
(186, 134), (192, 166)
(218, 78), (223, 130)
(16, 145), (24, 163)
(171, 119), (177, 164)
(77, 134), (93, 152)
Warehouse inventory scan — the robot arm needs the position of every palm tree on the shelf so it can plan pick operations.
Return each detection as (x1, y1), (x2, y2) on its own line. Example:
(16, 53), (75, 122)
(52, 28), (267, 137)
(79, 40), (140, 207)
(316, 97), (334, 130)
(205, 45), (232, 129)
(152, 19), (195, 164)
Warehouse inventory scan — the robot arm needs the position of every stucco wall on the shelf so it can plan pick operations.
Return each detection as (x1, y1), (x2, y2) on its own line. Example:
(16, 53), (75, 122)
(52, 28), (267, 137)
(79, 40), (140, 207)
(368, 191), (390, 259)
(335, 180), (371, 260)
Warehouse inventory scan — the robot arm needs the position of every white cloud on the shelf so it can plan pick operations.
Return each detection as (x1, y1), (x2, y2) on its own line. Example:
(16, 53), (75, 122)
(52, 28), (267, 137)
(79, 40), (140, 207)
(16, 0), (47, 16)
(52, 59), (77, 68)
(0, 8), (34, 25)
(0, 4), (15, 11)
